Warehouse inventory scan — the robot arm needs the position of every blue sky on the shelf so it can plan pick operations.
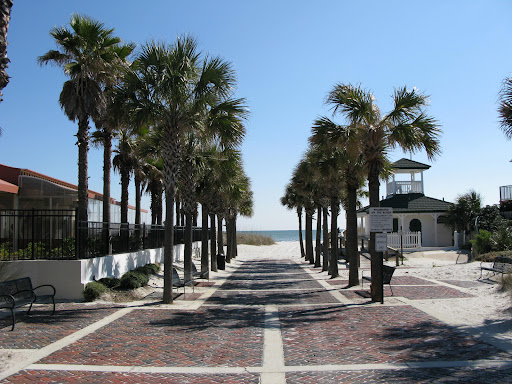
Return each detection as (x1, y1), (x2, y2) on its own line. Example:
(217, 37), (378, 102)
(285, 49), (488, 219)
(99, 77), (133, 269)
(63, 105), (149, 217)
(0, 1), (511, 230)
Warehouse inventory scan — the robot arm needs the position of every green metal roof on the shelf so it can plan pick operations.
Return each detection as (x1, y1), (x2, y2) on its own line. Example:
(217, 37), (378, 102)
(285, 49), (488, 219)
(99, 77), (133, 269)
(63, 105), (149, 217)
(392, 158), (431, 170)
(358, 193), (452, 214)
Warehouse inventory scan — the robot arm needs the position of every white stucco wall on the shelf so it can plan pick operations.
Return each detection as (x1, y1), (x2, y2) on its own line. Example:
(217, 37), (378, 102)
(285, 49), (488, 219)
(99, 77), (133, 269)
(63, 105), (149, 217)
(0, 241), (202, 301)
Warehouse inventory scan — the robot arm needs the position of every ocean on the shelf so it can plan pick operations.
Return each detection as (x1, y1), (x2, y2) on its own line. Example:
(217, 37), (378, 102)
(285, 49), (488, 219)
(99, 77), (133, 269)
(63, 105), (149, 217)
(238, 230), (341, 242)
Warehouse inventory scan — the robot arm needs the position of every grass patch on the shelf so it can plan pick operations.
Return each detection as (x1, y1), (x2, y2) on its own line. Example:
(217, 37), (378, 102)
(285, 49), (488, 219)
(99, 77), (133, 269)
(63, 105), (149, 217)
(236, 233), (276, 246)
(474, 250), (512, 262)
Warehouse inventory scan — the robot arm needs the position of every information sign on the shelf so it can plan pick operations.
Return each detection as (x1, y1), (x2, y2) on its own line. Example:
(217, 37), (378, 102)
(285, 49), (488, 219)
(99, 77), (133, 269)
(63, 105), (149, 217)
(375, 233), (388, 252)
(369, 207), (393, 233)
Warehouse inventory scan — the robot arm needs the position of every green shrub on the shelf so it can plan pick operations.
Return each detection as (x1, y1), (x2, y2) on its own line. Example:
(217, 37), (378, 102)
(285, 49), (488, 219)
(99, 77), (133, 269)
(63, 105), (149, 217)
(491, 226), (512, 251)
(472, 230), (493, 254)
(134, 263), (160, 275)
(120, 271), (149, 290)
(83, 281), (108, 302)
(98, 277), (121, 289)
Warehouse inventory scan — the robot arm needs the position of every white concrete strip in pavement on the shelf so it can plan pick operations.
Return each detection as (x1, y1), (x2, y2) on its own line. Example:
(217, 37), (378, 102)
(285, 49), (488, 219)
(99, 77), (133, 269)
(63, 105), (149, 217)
(27, 359), (512, 376)
(0, 307), (134, 381)
(260, 304), (286, 384)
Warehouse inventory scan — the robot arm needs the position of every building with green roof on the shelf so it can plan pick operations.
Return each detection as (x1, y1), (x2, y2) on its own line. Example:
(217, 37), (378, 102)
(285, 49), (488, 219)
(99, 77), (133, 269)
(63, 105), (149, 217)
(357, 159), (453, 248)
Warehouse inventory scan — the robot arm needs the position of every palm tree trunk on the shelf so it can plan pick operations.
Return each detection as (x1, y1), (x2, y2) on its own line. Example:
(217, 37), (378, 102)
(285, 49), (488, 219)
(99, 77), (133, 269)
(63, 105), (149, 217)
(184, 211), (193, 283)
(163, 190), (175, 303)
(217, 215), (224, 255)
(77, 117), (89, 259)
(201, 204), (209, 277)
(346, 184), (359, 286)
(368, 166), (383, 302)
(305, 209), (314, 264)
(322, 206), (329, 272)
(102, 129), (112, 255)
(315, 205), (322, 267)
(175, 197), (181, 226)
(134, 173), (142, 250)
(226, 216), (233, 263)
(120, 167), (129, 252)
(210, 213), (217, 272)
(297, 208), (306, 258)
(330, 197), (339, 278)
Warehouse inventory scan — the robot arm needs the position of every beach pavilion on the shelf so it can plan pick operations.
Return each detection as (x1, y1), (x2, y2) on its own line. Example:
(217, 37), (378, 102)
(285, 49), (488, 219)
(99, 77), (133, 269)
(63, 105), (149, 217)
(357, 158), (453, 248)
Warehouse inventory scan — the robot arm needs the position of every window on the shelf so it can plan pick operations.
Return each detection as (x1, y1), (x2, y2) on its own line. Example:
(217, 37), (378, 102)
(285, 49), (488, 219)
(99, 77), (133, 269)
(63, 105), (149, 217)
(409, 218), (422, 232)
(393, 218), (398, 232)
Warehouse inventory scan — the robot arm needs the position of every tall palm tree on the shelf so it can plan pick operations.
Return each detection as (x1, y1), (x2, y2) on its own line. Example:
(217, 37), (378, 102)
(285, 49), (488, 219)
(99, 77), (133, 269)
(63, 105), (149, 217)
(38, 14), (131, 257)
(311, 117), (366, 286)
(324, 83), (441, 301)
(0, 0), (12, 102)
(120, 36), (237, 304)
(113, 128), (137, 251)
(281, 185), (306, 258)
(499, 77), (512, 138)
(291, 158), (316, 264)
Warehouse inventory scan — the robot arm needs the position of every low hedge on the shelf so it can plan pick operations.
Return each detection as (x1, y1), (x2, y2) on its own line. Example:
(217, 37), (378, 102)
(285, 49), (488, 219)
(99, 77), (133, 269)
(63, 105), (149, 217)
(83, 281), (108, 302)
(84, 263), (159, 301)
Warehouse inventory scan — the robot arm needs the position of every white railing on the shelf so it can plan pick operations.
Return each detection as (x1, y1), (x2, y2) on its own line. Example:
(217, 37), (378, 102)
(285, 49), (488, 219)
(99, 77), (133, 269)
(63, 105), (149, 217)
(387, 231), (421, 248)
(386, 181), (423, 196)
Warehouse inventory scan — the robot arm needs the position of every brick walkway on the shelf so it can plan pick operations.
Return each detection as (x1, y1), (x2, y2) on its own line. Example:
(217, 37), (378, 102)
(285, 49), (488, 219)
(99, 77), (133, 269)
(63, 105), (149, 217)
(1, 257), (511, 383)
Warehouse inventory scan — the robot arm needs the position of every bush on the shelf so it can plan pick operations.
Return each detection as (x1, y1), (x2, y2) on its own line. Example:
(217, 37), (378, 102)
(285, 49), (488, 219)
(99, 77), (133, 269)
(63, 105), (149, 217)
(491, 226), (512, 251)
(134, 263), (160, 276)
(120, 271), (149, 290)
(474, 250), (512, 262)
(83, 281), (108, 302)
(472, 230), (493, 254)
(98, 277), (121, 289)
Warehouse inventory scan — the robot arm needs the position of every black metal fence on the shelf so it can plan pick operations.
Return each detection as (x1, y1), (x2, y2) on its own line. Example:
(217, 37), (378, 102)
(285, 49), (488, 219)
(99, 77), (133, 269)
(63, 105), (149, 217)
(0, 209), (204, 261)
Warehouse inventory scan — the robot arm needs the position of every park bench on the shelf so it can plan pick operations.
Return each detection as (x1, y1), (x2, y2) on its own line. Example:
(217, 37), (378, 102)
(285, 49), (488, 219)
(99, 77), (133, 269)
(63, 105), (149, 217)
(172, 267), (195, 294)
(192, 262), (209, 280)
(480, 256), (512, 281)
(361, 265), (396, 296)
(0, 277), (56, 331)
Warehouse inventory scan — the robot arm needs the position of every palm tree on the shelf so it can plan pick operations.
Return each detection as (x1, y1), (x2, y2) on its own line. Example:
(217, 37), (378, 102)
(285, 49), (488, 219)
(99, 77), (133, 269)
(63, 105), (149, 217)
(324, 83), (441, 301)
(0, 0), (12, 102)
(113, 128), (137, 251)
(281, 185), (306, 258)
(120, 37), (237, 304)
(291, 158), (316, 264)
(311, 118), (366, 286)
(38, 14), (131, 257)
(499, 77), (512, 139)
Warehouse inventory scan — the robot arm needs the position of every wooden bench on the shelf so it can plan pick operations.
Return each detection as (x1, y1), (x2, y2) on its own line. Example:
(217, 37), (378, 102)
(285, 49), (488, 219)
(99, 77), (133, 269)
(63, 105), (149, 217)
(480, 256), (512, 280)
(361, 265), (396, 296)
(0, 277), (56, 331)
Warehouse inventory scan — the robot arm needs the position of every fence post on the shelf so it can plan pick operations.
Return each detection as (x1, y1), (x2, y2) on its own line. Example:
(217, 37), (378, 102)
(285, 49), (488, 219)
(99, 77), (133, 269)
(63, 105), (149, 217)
(31, 208), (35, 260)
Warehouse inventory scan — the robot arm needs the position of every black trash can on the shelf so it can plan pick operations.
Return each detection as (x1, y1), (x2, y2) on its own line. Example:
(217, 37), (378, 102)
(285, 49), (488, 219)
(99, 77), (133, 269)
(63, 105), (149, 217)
(217, 253), (226, 270)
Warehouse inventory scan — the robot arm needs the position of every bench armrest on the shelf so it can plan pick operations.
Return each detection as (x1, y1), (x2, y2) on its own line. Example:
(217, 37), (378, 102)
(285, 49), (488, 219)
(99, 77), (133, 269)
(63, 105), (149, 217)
(33, 284), (56, 297)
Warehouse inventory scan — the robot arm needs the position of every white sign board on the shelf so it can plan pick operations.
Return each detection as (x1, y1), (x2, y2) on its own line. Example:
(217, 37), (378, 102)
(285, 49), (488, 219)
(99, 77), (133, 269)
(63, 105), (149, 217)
(369, 207), (393, 233)
(375, 233), (388, 252)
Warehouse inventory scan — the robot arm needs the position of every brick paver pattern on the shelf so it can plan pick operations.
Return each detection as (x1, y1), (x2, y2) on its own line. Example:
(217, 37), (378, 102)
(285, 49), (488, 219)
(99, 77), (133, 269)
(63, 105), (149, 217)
(1, 257), (510, 384)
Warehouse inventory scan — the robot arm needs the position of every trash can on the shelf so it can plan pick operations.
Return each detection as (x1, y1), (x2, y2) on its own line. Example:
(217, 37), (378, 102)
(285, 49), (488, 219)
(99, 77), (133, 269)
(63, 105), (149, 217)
(217, 253), (226, 270)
